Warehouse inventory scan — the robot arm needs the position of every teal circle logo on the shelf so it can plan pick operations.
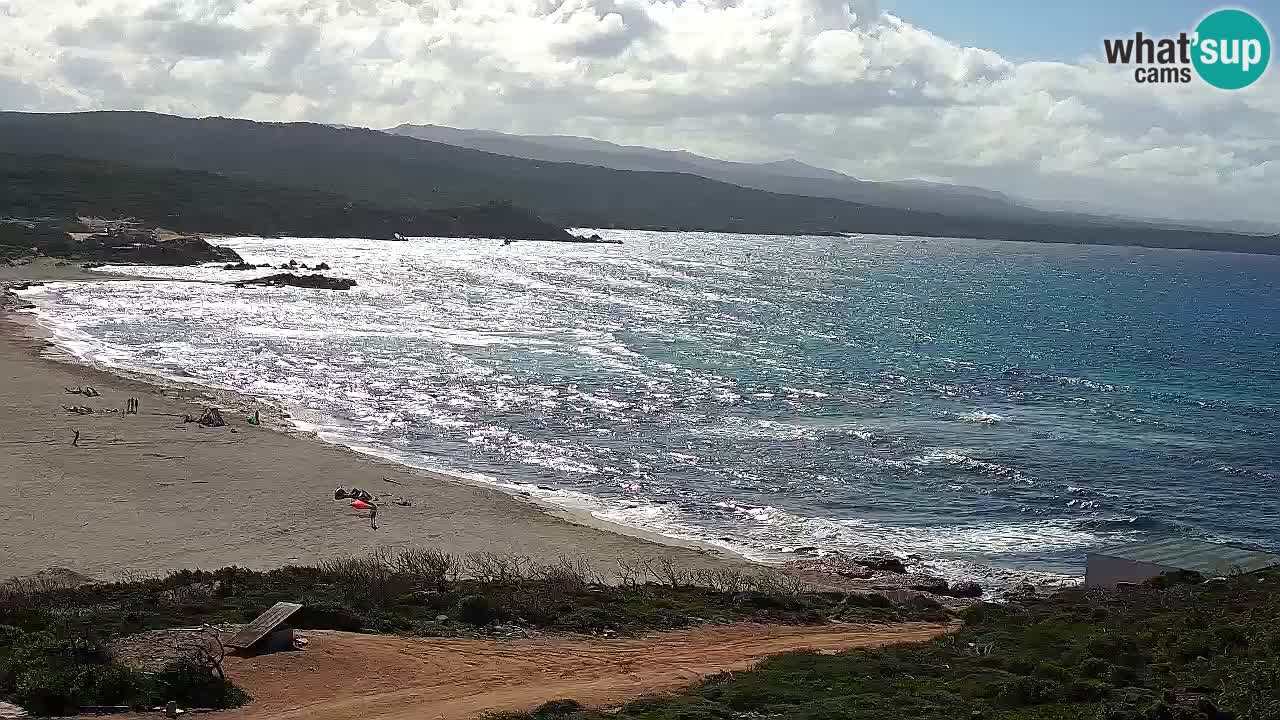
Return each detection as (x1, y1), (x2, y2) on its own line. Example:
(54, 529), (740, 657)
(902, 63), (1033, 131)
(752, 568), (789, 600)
(1192, 9), (1270, 89)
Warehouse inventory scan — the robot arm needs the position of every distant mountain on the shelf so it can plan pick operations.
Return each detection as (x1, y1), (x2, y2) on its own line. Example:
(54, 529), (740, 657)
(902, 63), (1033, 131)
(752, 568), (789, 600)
(1, 111), (1277, 254)
(390, 123), (1280, 240)
(1020, 195), (1280, 236)
(387, 123), (1028, 218)
(886, 178), (1013, 204)
(756, 159), (856, 183)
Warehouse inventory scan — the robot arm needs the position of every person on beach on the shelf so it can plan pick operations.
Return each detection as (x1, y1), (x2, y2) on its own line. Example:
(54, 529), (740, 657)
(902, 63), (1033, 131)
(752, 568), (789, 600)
(369, 502), (378, 530)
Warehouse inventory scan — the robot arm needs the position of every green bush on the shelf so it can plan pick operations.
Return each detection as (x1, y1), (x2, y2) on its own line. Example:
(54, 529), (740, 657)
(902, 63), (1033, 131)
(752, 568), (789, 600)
(459, 595), (498, 626)
(996, 676), (1061, 706)
(293, 604), (364, 632)
(1077, 656), (1112, 679)
(1219, 660), (1280, 720)
(1066, 679), (1111, 701)
(845, 593), (893, 608)
(533, 699), (584, 716)
(152, 658), (248, 709)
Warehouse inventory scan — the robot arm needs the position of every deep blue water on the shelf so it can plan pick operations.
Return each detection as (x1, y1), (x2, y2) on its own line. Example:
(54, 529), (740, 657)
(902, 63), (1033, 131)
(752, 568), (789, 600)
(25, 230), (1280, 586)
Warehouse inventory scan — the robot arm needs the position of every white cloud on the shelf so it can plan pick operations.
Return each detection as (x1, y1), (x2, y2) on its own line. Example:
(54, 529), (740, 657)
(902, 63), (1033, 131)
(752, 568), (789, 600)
(1, 0), (1277, 224)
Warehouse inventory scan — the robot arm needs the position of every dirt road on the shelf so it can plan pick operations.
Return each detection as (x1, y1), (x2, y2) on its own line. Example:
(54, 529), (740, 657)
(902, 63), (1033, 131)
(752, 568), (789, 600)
(224, 622), (950, 720)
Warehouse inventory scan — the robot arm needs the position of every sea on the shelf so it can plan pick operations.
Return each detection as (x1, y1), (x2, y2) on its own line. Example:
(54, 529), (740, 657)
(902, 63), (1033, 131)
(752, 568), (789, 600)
(18, 230), (1280, 589)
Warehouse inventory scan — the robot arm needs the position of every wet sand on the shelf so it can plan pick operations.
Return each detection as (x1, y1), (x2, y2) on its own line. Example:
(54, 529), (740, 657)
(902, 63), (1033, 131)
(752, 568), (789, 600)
(0, 261), (743, 580)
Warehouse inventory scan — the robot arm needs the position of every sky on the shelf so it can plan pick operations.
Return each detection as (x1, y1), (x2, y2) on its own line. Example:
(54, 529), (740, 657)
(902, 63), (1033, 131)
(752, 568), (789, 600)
(1, 0), (1277, 226)
(882, 1), (1239, 63)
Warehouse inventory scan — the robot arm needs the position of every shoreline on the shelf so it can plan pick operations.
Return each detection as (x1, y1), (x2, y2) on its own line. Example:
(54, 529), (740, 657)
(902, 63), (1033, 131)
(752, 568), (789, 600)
(0, 260), (752, 580)
(1, 258), (1050, 602)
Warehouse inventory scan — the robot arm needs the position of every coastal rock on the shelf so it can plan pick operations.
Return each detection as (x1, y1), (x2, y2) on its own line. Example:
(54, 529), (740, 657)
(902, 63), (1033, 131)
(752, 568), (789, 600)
(8, 221), (243, 266)
(853, 555), (909, 574)
(568, 233), (622, 244)
(222, 262), (258, 271)
(908, 576), (950, 595)
(1002, 583), (1040, 603)
(778, 556), (870, 576)
(85, 232), (242, 266)
(239, 273), (357, 291)
(782, 556), (874, 580)
(948, 580), (984, 598)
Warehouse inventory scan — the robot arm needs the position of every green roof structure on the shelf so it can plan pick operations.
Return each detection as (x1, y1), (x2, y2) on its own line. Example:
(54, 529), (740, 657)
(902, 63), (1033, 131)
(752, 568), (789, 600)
(1092, 538), (1280, 576)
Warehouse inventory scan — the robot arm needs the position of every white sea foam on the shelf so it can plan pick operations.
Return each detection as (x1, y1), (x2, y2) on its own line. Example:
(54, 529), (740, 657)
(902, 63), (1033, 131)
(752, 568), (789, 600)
(956, 411), (1005, 424)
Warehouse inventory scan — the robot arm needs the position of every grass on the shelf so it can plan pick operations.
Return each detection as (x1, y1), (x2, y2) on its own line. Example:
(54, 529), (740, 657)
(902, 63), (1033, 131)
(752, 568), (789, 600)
(0, 549), (945, 714)
(483, 569), (1280, 720)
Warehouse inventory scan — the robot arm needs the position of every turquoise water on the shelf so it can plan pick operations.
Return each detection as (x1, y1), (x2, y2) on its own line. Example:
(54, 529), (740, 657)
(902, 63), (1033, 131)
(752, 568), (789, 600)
(25, 231), (1280, 586)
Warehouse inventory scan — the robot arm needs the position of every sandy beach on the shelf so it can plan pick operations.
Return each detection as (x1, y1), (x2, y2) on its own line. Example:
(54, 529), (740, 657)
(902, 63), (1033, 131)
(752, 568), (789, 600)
(0, 261), (743, 581)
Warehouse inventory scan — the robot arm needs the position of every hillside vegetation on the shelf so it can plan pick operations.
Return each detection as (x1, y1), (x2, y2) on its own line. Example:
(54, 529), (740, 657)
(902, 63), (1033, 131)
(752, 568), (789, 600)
(0, 152), (571, 241)
(2, 112), (1278, 253)
(4, 549), (1279, 719)
(0, 550), (942, 716)
(502, 571), (1280, 720)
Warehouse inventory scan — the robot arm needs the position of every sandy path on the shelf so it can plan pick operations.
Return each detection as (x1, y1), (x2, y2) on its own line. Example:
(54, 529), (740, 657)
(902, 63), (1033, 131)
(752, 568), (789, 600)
(0, 262), (742, 579)
(224, 623), (950, 720)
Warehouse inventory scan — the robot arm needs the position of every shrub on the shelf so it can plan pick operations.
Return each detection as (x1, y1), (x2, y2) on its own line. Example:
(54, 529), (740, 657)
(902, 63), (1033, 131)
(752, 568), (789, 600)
(1066, 679), (1111, 701)
(1087, 634), (1146, 666)
(13, 667), (80, 716)
(395, 548), (458, 592)
(1101, 702), (1150, 720)
(996, 676), (1061, 706)
(292, 604), (365, 632)
(532, 557), (601, 591)
(1171, 630), (1217, 662)
(845, 592), (892, 608)
(960, 602), (1025, 627)
(152, 657), (249, 709)
(1078, 656), (1112, 679)
(318, 553), (410, 608)
(1032, 661), (1073, 684)
(1219, 660), (1280, 720)
(459, 595), (498, 626)
(533, 698), (585, 716)
(87, 663), (148, 705)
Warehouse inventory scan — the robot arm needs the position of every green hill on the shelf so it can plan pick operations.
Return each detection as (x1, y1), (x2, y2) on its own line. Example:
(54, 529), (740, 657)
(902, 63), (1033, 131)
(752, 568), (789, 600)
(0, 153), (570, 241)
